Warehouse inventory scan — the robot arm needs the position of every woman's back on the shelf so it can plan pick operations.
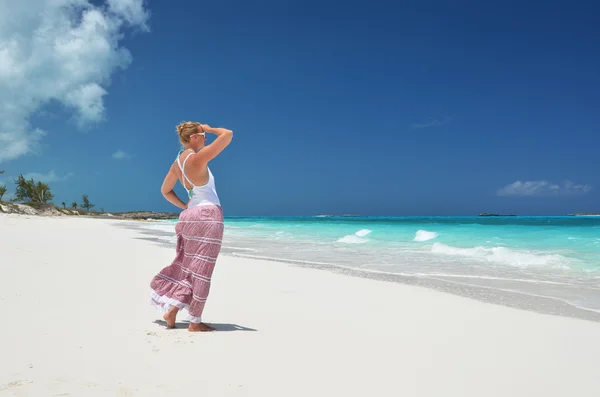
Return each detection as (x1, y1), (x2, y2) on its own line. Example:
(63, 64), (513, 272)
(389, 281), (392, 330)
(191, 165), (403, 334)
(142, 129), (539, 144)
(175, 149), (220, 208)
(159, 121), (232, 212)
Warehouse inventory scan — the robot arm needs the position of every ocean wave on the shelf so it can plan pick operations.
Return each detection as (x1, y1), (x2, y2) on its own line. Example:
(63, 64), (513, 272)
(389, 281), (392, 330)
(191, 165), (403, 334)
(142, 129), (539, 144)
(221, 246), (258, 252)
(354, 229), (372, 237)
(139, 223), (176, 234)
(413, 229), (438, 242)
(430, 242), (571, 268)
(337, 229), (372, 244)
(418, 273), (571, 285)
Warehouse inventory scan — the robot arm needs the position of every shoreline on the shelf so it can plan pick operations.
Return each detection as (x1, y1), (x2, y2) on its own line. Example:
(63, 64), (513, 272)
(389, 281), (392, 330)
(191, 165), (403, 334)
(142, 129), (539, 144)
(2, 214), (600, 395)
(123, 219), (600, 323)
(2, 212), (597, 321)
(2, 201), (600, 219)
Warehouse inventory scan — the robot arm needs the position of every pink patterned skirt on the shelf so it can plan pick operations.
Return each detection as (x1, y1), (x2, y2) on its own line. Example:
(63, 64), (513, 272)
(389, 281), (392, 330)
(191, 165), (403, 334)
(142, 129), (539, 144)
(150, 205), (224, 323)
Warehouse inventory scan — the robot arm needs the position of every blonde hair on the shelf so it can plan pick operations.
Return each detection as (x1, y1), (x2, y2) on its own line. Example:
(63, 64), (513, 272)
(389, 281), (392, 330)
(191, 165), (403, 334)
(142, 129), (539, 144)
(176, 121), (201, 145)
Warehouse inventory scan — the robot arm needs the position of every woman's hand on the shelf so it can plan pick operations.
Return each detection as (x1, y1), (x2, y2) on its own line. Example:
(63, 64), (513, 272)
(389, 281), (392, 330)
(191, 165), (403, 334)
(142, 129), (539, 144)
(203, 125), (232, 136)
(162, 164), (190, 210)
(190, 125), (233, 163)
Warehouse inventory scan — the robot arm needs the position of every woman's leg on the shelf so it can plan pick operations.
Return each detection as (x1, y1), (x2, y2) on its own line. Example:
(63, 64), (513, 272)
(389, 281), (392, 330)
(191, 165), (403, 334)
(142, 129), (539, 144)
(163, 306), (179, 328)
(186, 206), (224, 332)
(149, 219), (193, 327)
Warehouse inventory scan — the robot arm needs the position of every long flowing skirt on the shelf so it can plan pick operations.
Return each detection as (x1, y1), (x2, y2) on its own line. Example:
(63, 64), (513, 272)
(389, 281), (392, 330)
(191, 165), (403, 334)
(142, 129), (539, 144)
(150, 205), (224, 323)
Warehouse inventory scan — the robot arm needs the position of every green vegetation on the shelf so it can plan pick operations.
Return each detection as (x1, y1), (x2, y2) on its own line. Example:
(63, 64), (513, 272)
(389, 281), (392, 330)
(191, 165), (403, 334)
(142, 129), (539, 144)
(14, 174), (54, 204)
(0, 171), (101, 216)
(0, 170), (5, 202)
(81, 194), (94, 211)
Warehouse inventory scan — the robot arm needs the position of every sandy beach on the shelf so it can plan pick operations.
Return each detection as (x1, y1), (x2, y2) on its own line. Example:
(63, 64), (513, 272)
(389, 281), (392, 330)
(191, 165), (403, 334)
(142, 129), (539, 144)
(1, 214), (599, 396)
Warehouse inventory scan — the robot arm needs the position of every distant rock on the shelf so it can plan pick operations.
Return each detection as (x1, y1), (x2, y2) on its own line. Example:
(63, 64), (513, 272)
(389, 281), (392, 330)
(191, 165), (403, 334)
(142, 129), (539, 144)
(478, 213), (518, 217)
(38, 206), (66, 216)
(313, 214), (363, 218)
(0, 203), (39, 215)
(0, 202), (178, 220)
(103, 211), (180, 220)
(0, 203), (69, 216)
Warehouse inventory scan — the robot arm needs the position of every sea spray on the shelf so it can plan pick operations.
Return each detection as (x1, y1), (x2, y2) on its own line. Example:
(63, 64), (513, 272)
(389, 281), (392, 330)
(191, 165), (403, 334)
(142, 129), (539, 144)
(337, 228), (372, 244)
(430, 242), (571, 268)
(414, 229), (438, 242)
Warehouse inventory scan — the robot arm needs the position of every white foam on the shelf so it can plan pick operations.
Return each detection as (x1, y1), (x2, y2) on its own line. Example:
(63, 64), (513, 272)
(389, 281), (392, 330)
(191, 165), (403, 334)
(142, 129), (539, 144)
(355, 229), (372, 237)
(337, 235), (369, 244)
(430, 242), (571, 269)
(336, 229), (372, 244)
(418, 273), (570, 285)
(414, 229), (438, 242)
(140, 223), (176, 234)
(222, 246), (258, 252)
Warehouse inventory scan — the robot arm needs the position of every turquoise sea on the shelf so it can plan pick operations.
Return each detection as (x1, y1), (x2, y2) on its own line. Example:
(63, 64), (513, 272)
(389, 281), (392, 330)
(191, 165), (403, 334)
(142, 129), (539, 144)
(142, 216), (600, 314)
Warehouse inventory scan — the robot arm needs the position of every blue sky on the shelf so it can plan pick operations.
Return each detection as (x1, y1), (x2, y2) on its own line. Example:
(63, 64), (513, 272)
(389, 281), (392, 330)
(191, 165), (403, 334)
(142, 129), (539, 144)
(1, 0), (599, 216)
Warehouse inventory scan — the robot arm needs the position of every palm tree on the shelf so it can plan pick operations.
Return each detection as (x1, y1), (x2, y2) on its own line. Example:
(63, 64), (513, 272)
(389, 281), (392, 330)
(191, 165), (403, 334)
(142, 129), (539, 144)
(61, 201), (66, 209)
(81, 194), (94, 211)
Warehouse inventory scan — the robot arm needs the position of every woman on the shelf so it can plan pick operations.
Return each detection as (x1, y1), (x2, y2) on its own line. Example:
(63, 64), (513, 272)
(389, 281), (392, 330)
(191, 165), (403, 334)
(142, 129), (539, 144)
(150, 121), (233, 332)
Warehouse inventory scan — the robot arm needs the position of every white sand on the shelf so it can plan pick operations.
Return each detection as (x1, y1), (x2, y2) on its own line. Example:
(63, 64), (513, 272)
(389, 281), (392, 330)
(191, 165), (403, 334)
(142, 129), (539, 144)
(1, 214), (599, 396)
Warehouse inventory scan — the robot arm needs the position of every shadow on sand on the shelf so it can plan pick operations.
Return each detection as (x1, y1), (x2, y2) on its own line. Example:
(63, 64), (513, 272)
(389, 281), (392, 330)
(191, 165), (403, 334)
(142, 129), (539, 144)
(153, 320), (257, 332)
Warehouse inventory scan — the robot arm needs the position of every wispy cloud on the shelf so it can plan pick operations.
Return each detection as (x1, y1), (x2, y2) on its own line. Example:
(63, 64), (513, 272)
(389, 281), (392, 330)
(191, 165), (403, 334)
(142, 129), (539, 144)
(22, 170), (75, 184)
(112, 150), (130, 159)
(411, 116), (452, 129)
(0, 0), (150, 163)
(497, 180), (592, 197)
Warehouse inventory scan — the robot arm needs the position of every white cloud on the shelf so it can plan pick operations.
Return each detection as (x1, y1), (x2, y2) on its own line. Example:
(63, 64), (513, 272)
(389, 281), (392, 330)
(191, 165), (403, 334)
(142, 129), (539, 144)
(112, 150), (129, 159)
(0, 0), (150, 163)
(22, 170), (75, 183)
(497, 180), (592, 197)
(107, 0), (151, 29)
(411, 116), (451, 129)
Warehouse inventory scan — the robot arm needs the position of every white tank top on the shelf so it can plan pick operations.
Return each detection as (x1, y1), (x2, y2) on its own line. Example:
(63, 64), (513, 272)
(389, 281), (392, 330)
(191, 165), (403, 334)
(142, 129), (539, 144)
(176, 150), (221, 208)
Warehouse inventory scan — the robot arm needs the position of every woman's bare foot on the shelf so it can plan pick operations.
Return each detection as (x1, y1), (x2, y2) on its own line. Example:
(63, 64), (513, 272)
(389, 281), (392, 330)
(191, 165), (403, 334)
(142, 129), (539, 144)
(188, 322), (215, 332)
(163, 306), (179, 329)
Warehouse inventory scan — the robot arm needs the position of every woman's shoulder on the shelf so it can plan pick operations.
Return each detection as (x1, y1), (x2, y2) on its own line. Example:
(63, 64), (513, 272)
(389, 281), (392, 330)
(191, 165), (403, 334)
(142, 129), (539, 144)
(176, 148), (195, 159)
